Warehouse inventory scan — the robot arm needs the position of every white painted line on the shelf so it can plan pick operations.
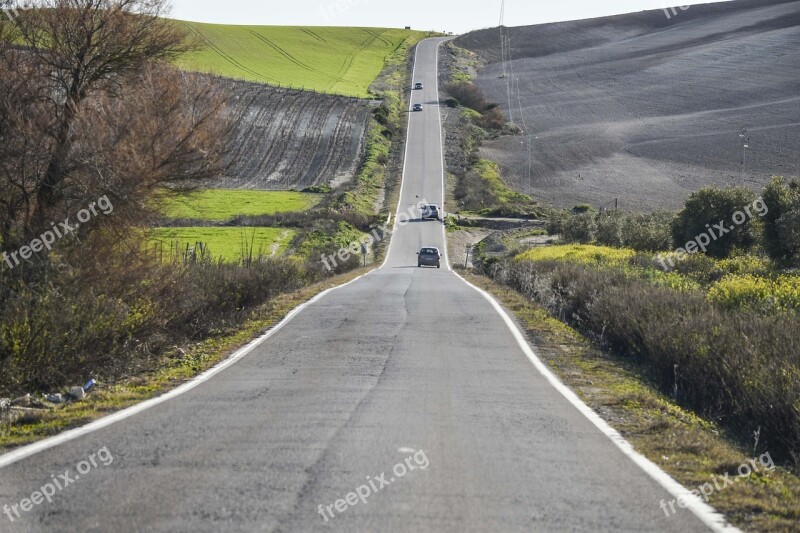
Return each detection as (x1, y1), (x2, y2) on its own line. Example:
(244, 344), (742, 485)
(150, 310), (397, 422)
(432, 38), (739, 533)
(0, 271), (372, 470)
(434, 39), (452, 272)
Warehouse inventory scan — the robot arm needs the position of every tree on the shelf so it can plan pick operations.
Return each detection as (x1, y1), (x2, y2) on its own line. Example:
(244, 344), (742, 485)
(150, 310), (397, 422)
(762, 176), (800, 264)
(671, 187), (759, 259)
(0, 0), (230, 249)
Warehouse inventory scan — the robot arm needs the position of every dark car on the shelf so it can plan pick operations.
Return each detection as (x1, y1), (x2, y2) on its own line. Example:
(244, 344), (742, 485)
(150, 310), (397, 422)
(420, 204), (440, 220)
(417, 247), (441, 268)
(412, 103), (423, 112)
(414, 82), (424, 90)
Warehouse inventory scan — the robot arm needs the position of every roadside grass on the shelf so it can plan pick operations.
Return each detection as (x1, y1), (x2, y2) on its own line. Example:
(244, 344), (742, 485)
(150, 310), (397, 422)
(0, 267), (373, 452)
(461, 271), (800, 532)
(156, 190), (321, 221)
(177, 24), (425, 97)
(149, 227), (296, 262)
(473, 159), (531, 206)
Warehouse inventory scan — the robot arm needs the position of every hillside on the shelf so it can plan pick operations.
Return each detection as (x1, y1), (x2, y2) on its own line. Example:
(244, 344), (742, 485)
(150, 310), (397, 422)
(177, 23), (423, 97)
(211, 80), (371, 190)
(455, 0), (800, 210)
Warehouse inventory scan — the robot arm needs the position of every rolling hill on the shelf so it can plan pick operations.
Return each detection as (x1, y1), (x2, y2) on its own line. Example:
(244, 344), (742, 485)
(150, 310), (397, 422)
(177, 23), (423, 98)
(455, 0), (800, 210)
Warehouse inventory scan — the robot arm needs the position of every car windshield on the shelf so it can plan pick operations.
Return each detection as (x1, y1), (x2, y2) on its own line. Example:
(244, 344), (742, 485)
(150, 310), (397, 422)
(421, 249), (437, 255)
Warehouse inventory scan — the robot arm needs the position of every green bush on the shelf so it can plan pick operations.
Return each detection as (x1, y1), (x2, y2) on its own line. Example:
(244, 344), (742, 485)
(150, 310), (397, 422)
(596, 211), (625, 247)
(622, 211), (674, 252)
(561, 214), (597, 244)
(762, 176), (800, 265)
(777, 202), (800, 266)
(671, 187), (760, 259)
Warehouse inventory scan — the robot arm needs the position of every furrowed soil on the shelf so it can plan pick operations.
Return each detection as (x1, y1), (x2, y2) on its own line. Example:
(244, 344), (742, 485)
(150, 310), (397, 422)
(210, 80), (372, 190)
(455, 0), (800, 211)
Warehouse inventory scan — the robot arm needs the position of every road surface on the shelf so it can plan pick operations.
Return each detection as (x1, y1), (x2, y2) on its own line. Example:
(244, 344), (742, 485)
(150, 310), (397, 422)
(0, 38), (717, 532)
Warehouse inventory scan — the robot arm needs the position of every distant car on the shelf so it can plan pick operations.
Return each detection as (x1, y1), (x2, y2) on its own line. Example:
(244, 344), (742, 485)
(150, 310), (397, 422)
(412, 103), (423, 112)
(417, 247), (441, 268)
(414, 82), (424, 90)
(420, 204), (441, 220)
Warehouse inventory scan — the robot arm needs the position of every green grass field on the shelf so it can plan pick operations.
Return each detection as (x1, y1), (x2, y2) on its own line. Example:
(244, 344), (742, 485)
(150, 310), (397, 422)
(157, 190), (321, 221)
(176, 24), (425, 97)
(150, 227), (296, 262)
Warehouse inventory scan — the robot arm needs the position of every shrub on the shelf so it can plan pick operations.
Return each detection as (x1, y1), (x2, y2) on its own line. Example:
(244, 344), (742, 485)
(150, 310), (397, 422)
(561, 214), (597, 244)
(671, 187), (760, 258)
(572, 204), (595, 214)
(446, 81), (489, 111)
(445, 97), (459, 108)
(621, 211), (674, 252)
(478, 106), (506, 130)
(777, 199), (800, 266)
(762, 176), (800, 264)
(596, 211), (625, 247)
(708, 274), (800, 313)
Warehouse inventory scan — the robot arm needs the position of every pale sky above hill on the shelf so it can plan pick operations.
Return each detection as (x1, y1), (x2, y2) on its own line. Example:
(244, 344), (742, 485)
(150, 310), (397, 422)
(170, 0), (734, 33)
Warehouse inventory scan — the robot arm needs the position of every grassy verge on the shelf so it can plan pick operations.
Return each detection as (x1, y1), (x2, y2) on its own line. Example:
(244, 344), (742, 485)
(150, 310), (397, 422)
(461, 271), (800, 532)
(0, 267), (373, 452)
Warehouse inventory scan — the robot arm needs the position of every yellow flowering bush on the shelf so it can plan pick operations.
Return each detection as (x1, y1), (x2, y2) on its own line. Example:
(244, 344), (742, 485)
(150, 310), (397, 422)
(708, 274), (800, 312)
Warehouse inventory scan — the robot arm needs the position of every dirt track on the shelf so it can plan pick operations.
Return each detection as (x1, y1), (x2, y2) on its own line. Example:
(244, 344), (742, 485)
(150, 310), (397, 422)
(456, 0), (800, 211)
(210, 80), (372, 190)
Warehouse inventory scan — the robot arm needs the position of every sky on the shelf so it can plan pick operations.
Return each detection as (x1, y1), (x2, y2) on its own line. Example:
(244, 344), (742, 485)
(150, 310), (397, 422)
(168, 0), (733, 34)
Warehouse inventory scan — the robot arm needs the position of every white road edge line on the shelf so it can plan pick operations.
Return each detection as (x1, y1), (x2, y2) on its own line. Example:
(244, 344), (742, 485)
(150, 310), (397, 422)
(432, 38), (740, 533)
(0, 271), (372, 470)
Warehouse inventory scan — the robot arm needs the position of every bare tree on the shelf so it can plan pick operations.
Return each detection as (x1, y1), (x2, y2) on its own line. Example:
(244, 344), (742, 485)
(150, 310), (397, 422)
(13, 0), (189, 210)
(0, 0), (229, 248)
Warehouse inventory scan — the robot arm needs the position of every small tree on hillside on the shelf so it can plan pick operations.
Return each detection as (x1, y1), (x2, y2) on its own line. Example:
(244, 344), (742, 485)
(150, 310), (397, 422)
(762, 176), (800, 264)
(671, 187), (759, 258)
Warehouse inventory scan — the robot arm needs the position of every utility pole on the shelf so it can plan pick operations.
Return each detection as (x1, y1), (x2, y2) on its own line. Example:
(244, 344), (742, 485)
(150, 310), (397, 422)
(465, 244), (471, 269)
(739, 127), (750, 179)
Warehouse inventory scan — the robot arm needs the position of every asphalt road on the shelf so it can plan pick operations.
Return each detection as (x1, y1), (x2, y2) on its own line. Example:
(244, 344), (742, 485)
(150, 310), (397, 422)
(0, 39), (716, 532)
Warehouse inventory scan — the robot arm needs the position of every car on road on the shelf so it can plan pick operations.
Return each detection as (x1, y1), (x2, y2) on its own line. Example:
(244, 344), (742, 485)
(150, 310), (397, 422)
(414, 82), (424, 90)
(420, 204), (441, 220)
(417, 247), (441, 268)
(412, 103), (423, 112)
